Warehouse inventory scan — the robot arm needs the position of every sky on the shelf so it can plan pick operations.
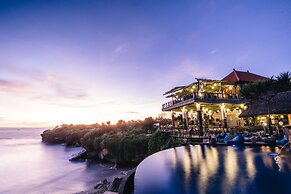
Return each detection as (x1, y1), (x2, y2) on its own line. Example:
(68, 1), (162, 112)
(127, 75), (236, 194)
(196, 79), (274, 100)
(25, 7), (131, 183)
(0, 0), (291, 127)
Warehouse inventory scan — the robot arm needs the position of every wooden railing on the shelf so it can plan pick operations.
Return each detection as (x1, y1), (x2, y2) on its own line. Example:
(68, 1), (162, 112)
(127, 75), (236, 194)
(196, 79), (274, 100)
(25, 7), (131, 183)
(162, 92), (243, 110)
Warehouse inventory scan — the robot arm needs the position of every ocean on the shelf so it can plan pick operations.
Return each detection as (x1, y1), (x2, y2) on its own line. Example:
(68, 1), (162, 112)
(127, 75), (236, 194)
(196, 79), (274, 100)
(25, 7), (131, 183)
(0, 128), (122, 194)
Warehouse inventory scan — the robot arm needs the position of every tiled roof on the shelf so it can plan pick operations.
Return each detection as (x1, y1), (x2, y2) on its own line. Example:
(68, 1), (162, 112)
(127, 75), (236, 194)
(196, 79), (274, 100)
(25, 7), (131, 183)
(222, 69), (269, 85)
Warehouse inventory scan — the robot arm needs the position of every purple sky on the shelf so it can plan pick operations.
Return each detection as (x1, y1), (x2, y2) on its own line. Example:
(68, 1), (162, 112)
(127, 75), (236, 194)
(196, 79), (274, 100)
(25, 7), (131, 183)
(0, 0), (291, 127)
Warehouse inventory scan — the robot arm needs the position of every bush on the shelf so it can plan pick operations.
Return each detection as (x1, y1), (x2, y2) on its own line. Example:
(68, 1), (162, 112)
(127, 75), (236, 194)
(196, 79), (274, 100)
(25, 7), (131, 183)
(148, 131), (171, 154)
(41, 118), (184, 163)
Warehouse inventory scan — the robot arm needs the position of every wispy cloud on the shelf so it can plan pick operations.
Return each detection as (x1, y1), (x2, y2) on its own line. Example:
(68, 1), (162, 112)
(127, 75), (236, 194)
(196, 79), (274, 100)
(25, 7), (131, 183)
(53, 103), (97, 108)
(163, 59), (214, 83)
(0, 65), (89, 101)
(209, 49), (218, 54)
(112, 43), (128, 61)
(0, 64), (45, 80)
(0, 78), (32, 92)
(114, 45), (126, 54)
(124, 111), (140, 114)
(0, 118), (51, 127)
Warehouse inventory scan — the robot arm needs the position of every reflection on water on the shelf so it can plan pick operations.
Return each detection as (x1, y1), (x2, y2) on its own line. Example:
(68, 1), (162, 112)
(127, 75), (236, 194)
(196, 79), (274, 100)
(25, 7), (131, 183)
(224, 147), (237, 194)
(135, 145), (291, 194)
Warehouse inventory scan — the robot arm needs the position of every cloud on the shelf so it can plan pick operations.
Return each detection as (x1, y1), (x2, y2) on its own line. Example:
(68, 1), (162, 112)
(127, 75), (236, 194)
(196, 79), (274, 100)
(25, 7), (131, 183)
(54, 85), (88, 99)
(124, 111), (140, 114)
(235, 53), (250, 64)
(53, 103), (97, 108)
(0, 118), (51, 127)
(0, 65), (90, 101)
(0, 75), (89, 101)
(0, 64), (45, 81)
(0, 78), (32, 92)
(112, 43), (128, 61)
(165, 59), (214, 82)
(114, 45), (126, 54)
(209, 49), (218, 54)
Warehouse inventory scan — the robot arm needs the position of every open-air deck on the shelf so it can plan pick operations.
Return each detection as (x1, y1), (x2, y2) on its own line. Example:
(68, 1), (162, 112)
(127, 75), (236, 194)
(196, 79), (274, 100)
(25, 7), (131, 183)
(162, 91), (246, 111)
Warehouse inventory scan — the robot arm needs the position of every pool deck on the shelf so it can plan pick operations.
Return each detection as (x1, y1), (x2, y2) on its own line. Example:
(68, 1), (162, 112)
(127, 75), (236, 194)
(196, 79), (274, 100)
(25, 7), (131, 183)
(171, 135), (284, 147)
(194, 141), (273, 146)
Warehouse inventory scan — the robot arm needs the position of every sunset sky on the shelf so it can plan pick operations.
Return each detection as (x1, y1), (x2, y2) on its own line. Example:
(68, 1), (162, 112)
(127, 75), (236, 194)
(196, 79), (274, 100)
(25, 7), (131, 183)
(0, 0), (291, 127)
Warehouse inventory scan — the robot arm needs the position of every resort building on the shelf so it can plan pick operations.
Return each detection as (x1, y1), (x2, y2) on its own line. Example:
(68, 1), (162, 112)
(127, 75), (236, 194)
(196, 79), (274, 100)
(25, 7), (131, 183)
(239, 90), (291, 127)
(162, 69), (269, 132)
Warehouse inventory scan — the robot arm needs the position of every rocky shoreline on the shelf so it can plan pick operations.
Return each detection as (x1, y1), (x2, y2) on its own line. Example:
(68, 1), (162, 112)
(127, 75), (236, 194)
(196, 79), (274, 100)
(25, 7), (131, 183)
(69, 150), (135, 194)
(75, 169), (133, 194)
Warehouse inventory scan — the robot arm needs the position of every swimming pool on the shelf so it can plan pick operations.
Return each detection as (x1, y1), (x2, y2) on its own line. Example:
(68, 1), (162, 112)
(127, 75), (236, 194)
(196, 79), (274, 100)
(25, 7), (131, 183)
(134, 145), (291, 194)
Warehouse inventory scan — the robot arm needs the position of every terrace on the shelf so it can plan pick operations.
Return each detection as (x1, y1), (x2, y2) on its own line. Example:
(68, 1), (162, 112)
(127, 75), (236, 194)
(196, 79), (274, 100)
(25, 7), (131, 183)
(162, 78), (246, 111)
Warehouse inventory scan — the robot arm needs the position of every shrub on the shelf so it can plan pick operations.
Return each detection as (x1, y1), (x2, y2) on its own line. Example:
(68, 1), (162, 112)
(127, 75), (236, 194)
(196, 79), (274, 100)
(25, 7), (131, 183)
(148, 131), (171, 154)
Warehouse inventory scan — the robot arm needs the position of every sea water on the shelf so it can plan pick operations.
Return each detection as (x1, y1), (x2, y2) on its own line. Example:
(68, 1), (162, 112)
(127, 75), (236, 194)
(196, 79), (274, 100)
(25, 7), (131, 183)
(0, 128), (119, 194)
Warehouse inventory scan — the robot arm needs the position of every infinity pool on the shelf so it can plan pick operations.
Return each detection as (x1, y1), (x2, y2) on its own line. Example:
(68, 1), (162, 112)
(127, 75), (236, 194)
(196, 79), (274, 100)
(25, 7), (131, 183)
(134, 145), (291, 194)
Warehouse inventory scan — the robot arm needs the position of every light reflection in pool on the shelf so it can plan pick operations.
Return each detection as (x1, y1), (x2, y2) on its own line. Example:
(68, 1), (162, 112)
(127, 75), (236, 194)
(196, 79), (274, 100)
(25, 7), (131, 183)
(134, 145), (291, 194)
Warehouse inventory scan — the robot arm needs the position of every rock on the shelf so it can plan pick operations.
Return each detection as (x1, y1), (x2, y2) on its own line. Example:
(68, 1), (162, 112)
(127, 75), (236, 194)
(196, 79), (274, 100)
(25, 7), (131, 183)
(110, 177), (123, 192)
(103, 179), (108, 184)
(69, 151), (87, 161)
(120, 171), (127, 176)
(93, 179), (110, 194)
(94, 179), (109, 189)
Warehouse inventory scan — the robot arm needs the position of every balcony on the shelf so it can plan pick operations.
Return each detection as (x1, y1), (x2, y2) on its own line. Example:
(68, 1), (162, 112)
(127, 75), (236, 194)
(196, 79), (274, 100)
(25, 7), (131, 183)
(162, 92), (246, 111)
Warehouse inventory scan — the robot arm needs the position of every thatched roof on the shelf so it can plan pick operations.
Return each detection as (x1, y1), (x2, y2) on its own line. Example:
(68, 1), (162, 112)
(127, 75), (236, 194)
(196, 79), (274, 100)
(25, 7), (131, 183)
(239, 90), (291, 117)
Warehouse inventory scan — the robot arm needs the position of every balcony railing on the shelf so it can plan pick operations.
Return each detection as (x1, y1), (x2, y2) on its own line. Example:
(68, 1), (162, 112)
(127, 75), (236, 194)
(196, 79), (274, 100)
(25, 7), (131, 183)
(162, 92), (244, 110)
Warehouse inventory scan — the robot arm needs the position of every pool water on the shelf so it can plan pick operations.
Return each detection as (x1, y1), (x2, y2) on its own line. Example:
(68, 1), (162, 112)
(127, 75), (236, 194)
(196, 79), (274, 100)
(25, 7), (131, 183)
(134, 145), (291, 194)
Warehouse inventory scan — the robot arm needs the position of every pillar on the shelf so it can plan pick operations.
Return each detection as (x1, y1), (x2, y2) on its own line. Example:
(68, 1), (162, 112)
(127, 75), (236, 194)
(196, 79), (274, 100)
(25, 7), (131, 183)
(220, 103), (228, 129)
(171, 111), (175, 128)
(196, 103), (203, 136)
(182, 107), (188, 130)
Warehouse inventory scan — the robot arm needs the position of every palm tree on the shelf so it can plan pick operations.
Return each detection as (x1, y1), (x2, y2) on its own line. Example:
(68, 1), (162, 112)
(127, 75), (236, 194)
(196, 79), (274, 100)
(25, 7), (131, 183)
(274, 71), (291, 92)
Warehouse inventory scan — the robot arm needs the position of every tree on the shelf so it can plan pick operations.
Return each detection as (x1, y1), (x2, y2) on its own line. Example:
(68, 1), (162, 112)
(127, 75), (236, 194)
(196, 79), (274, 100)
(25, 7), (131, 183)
(274, 71), (291, 93)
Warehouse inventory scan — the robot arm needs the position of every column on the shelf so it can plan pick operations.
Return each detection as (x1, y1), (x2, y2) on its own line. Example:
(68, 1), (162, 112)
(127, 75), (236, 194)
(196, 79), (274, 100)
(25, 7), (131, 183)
(196, 103), (203, 136)
(182, 107), (188, 130)
(171, 111), (175, 128)
(220, 103), (228, 129)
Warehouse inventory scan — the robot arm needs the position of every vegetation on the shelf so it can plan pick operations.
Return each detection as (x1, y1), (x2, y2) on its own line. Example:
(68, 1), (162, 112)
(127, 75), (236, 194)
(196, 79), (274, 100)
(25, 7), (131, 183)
(240, 71), (291, 99)
(41, 117), (184, 163)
